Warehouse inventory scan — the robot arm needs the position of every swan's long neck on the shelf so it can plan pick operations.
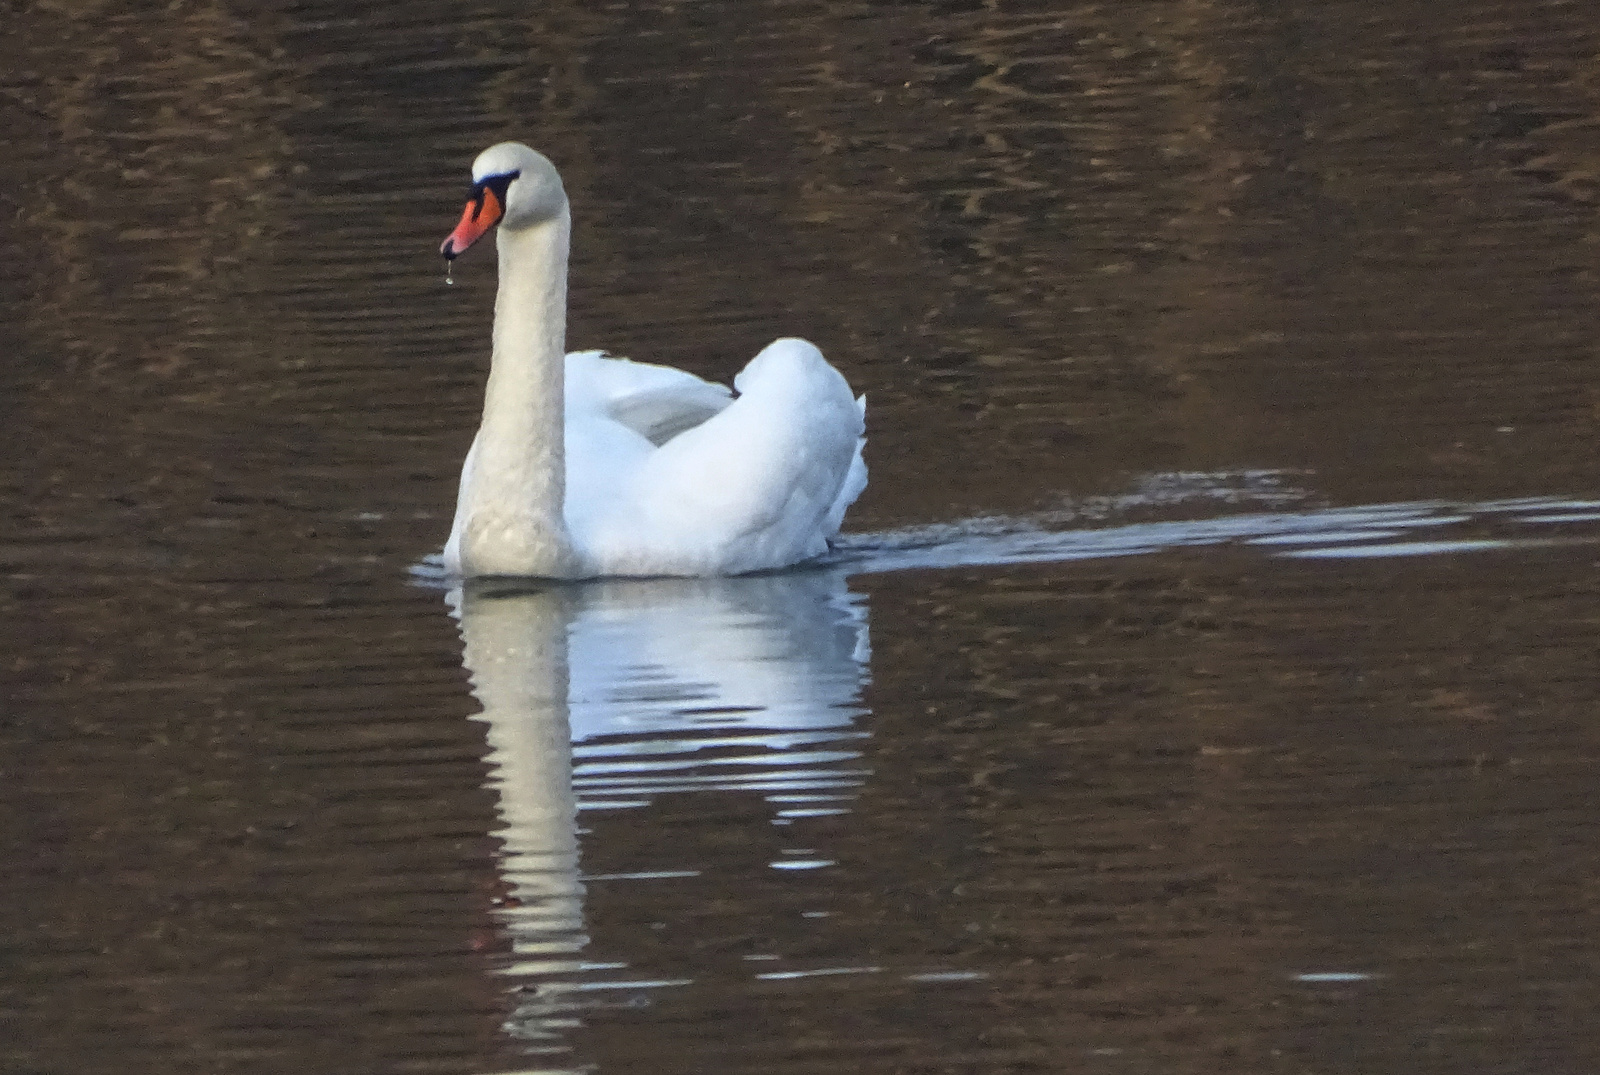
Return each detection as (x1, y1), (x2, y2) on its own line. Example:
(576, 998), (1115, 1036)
(458, 207), (580, 577)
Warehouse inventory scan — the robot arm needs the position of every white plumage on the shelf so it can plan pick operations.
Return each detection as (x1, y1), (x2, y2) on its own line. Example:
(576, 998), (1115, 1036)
(439, 142), (866, 579)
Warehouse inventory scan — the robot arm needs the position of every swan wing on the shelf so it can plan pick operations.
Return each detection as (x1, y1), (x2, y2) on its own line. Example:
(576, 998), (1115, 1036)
(619, 338), (866, 574)
(566, 350), (732, 446)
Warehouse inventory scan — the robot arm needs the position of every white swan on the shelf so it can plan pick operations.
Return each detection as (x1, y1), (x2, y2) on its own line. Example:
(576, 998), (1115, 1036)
(438, 142), (867, 579)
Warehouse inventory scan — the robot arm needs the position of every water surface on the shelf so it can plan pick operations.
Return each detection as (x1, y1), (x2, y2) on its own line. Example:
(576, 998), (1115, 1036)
(6, 1), (1600, 1073)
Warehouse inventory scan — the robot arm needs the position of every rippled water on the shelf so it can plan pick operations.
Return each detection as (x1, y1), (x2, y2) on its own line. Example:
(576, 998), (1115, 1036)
(7, 1), (1600, 1073)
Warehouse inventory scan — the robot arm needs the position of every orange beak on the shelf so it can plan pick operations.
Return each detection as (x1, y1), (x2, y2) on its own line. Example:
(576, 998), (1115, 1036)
(441, 186), (505, 260)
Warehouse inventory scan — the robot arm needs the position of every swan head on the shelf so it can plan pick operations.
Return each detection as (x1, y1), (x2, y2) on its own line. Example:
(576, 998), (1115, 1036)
(441, 142), (567, 260)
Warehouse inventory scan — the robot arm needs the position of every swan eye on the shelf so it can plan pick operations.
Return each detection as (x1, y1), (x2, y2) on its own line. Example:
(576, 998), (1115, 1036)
(470, 170), (520, 221)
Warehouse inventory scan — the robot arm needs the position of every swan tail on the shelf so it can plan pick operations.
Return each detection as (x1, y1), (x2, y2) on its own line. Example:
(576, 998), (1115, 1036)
(823, 393), (867, 536)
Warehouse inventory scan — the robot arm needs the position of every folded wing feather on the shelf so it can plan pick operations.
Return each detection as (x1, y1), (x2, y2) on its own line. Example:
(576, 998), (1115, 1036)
(566, 350), (733, 446)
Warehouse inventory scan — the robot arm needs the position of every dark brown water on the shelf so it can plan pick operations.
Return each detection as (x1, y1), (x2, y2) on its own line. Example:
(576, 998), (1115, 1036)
(6, 1), (1600, 1072)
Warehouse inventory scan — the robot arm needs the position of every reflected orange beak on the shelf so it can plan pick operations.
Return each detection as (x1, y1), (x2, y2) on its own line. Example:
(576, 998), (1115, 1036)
(441, 186), (505, 260)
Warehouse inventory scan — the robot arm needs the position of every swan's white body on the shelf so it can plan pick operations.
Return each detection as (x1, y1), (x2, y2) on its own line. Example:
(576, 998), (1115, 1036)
(439, 143), (866, 579)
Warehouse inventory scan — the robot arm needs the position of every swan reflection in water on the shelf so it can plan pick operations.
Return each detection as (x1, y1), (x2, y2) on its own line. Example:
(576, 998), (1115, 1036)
(448, 566), (870, 1056)
(440, 473), (1600, 1061)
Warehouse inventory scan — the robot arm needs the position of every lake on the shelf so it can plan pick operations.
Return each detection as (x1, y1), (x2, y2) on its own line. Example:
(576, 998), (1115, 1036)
(5, 1), (1600, 1072)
